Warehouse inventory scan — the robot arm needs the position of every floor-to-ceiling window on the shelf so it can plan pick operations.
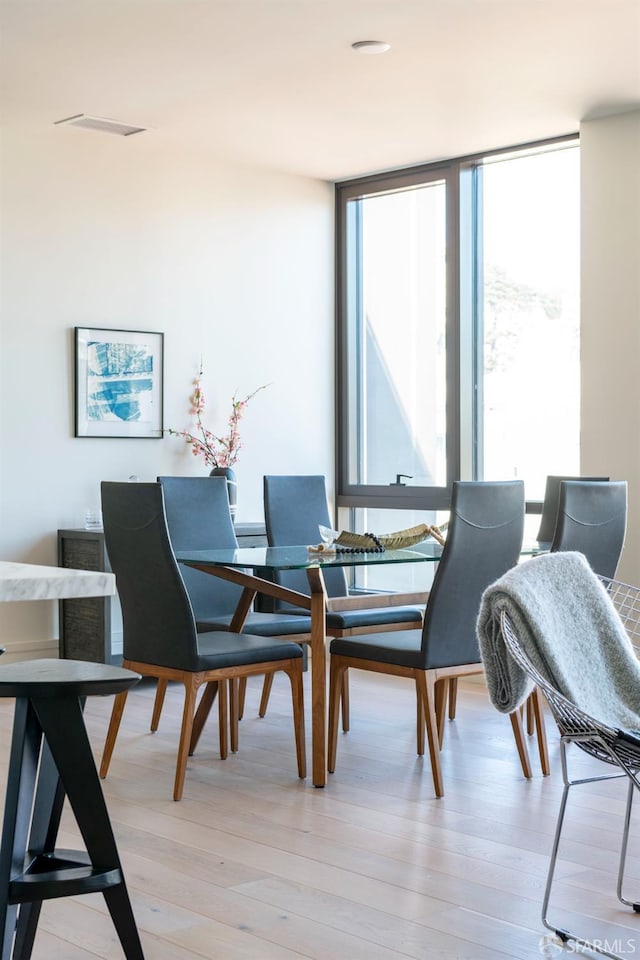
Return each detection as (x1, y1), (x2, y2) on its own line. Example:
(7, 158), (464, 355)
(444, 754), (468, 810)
(337, 135), (579, 516)
(477, 144), (580, 499)
(344, 174), (448, 493)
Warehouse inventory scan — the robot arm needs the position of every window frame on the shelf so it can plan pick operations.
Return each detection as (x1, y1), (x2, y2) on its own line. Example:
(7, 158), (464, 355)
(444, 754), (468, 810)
(335, 133), (579, 515)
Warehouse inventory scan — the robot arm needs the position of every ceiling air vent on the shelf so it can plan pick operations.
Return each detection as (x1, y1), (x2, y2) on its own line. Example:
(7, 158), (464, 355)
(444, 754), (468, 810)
(54, 114), (147, 137)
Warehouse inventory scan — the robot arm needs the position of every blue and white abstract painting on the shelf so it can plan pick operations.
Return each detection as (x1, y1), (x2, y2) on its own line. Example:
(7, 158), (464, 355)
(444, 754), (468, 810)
(75, 327), (163, 438)
(87, 341), (154, 422)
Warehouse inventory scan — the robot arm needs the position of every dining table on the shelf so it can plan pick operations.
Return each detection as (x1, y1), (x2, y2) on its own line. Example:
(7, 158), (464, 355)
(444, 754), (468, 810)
(175, 539), (548, 787)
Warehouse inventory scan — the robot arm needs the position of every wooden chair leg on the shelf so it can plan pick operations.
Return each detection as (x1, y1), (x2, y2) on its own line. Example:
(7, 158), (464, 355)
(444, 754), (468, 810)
(258, 673), (274, 717)
(526, 693), (534, 735)
(230, 679), (239, 753)
(340, 673), (350, 733)
(189, 681), (218, 755)
(448, 678), (458, 720)
(259, 645), (316, 721)
(283, 662), (306, 778)
(416, 686), (425, 756)
(174, 675), (199, 801)
(238, 677), (247, 720)
(509, 707), (533, 779)
(100, 689), (129, 779)
(217, 680), (228, 761)
(151, 678), (168, 732)
(415, 671), (445, 797)
(531, 686), (550, 776)
(328, 659), (348, 773)
(434, 679), (447, 748)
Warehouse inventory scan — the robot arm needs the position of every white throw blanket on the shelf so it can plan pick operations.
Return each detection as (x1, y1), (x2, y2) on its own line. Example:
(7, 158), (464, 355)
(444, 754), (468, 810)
(477, 551), (640, 732)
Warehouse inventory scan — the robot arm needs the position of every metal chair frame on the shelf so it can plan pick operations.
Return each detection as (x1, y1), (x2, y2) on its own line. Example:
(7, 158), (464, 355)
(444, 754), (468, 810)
(500, 575), (640, 960)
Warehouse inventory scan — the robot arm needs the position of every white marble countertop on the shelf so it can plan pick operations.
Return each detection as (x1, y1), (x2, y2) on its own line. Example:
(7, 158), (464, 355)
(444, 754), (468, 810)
(0, 561), (115, 602)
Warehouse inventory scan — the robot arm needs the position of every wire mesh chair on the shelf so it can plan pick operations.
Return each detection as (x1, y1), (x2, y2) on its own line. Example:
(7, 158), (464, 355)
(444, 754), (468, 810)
(500, 575), (640, 960)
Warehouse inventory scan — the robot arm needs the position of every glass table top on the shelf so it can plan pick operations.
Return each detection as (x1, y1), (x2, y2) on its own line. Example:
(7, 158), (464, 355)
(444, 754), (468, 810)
(175, 543), (442, 572)
(175, 540), (548, 573)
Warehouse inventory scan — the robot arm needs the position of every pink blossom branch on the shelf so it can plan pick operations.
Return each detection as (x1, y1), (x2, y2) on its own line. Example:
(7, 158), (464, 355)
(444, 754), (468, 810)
(168, 371), (269, 469)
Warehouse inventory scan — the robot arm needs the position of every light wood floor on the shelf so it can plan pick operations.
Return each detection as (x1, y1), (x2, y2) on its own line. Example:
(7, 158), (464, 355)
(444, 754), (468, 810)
(2, 671), (640, 959)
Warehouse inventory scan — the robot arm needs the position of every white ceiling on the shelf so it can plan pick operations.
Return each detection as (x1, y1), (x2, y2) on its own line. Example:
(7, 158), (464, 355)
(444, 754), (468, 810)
(2, 0), (639, 181)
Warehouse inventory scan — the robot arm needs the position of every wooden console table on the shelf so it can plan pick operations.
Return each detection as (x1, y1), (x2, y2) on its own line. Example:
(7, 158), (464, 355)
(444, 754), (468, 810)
(57, 529), (116, 664)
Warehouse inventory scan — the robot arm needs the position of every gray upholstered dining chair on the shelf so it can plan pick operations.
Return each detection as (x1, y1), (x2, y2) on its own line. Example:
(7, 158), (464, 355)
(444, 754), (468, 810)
(100, 481), (306, 800)
(536, 474), (609, 543)
(327, 480), (532, 797)
(550, 479), (627, 579)
(262, 474), (427, 724)
(527, 475), (612, 740)
(158, 475), (313, 734)
(452, 472), (609, 729)
(158, 476), (313, 640)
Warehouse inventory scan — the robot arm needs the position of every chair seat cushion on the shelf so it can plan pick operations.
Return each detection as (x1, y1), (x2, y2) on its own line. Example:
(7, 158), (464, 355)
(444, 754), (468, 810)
(195, 632), (303, 671)
(330, 629), (423, 669)
(196, 611), (312, 636)
(327, 604), (423, 630)
(280, 604), (423, 630)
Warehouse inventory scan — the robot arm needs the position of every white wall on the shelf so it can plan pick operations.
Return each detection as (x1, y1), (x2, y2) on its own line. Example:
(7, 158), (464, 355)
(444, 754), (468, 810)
(580, 109), (640, 583)
(0, 126), (334, 658)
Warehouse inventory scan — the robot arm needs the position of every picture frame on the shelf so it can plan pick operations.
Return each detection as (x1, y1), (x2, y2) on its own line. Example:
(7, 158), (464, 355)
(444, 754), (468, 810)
(74, 326), (164, 438)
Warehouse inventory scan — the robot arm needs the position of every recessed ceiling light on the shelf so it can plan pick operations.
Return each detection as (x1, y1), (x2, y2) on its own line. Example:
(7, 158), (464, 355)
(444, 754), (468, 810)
(351, 40), (391, 55)
(54, 114), (147, 137)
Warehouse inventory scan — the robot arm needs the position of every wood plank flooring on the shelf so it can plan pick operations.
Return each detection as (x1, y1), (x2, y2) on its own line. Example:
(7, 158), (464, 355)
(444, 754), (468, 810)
(1, 671), (639, 959)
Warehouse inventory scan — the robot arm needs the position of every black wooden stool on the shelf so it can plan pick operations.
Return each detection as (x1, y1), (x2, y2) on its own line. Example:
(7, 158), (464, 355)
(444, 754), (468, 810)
(0, 659), (144, 959)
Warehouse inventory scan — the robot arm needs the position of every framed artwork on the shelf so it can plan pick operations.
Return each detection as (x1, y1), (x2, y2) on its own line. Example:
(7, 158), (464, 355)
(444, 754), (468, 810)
(74, 326), (164, 438)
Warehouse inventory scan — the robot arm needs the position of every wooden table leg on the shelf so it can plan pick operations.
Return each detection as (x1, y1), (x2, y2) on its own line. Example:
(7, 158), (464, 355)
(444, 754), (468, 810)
(186, 561), (324, 786)
(229, 587), (257, 729)
(306, 567), (327, 788)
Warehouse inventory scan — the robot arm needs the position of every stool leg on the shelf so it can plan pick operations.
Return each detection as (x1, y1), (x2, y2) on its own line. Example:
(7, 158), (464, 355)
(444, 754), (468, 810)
(102, 885), (146, 958)
(13, 740), (66, 960)
(0, 699), (42, 960)
(11, 902), (41, 960)
(32, 696), (144, 960)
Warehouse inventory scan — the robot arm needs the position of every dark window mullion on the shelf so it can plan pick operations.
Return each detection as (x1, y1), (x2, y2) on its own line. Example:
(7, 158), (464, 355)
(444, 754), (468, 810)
(473, 163), (484, 480)
(444, 164), (461, 493)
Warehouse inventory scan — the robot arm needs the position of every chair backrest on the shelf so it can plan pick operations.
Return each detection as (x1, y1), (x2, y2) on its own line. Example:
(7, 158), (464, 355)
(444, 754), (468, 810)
(101, 482), (200, 670)
(550, 479), (627, 579)
(263, 475), (349, 598)
(158, 476), (242, 618)
(422, 480), (525, 669)
(536, 474), (609, 542)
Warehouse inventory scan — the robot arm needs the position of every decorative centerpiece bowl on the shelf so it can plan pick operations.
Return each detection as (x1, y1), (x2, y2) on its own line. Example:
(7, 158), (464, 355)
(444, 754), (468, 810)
(318, 522), (447, 551)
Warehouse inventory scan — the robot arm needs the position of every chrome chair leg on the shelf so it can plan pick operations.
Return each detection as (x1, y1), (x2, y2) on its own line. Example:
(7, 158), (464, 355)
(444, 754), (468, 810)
(541, 773), (570, 941)
(617, 777), (640, 910)
(542, 737), (636, 960)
